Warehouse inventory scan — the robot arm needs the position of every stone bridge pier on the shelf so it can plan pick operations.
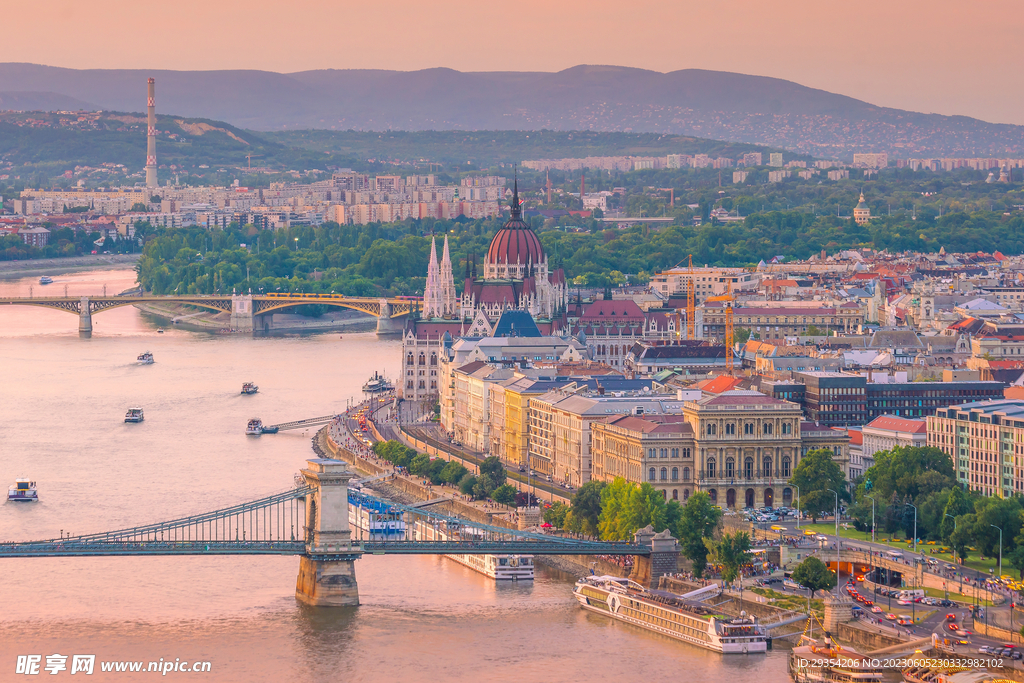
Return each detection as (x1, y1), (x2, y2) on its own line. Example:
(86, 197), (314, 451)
(230, 294), (254, 333)
(79, 297), (92, 337)
(375, 299), (404, 336)
(630, 526), (680, 586)
(295, 458), (363, 606)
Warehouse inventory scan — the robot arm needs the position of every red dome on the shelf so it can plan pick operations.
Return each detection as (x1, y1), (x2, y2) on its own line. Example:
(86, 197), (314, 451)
(486, 178), (545, 266)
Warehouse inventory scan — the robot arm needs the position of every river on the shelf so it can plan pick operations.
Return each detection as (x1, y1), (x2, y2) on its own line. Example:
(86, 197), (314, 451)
(0, 268), (791, 682)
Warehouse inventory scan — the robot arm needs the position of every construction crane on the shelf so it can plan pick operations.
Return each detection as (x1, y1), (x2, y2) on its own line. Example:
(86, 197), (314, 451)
(245, 153), (263, 171)
(706, 278), (735, 373)
(686, 254), (695, 340)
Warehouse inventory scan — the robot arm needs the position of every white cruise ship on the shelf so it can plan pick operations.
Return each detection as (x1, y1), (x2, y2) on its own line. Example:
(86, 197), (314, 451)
(573, 576), (767, 654)
(417, 521), (534, 581)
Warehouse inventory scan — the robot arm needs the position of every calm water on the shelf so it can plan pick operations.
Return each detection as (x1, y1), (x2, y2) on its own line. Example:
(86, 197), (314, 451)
(0, 269), (790, 682)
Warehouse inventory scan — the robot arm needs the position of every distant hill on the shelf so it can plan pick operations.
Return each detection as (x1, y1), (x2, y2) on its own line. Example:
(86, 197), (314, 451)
(1, 63), (1022, 158)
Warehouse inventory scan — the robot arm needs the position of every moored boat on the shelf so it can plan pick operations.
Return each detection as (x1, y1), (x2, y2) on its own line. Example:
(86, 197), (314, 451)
(362, 372), (394, 394)
(8, 478), (38, 502)
(573, 575), (767, 654)
(415, 521), (534, 580)
(241, 382), (259, 395)
(246, 418), (264, 435)
(124, 407), (144, 423)
(137, 351), (154, 364)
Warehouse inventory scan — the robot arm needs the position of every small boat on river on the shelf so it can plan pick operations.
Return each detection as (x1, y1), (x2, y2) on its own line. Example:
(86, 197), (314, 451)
(8, 478), (38, 502)
(137, 351), (154, 364)
(246, 418), (278, 435)
(362, 372), (394, 394)
(241, 382), (259, 395)
(39, 276), (53, 285)
(125, 407), (144, 423)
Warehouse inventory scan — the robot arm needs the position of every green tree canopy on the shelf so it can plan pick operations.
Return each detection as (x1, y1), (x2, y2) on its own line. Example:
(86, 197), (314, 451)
(677, 491), (723, 578)
(791, 556), (836, 596)
(569, 481), (606, 537)
(791, 448), (848, 522)
(704, 531), (752, 585)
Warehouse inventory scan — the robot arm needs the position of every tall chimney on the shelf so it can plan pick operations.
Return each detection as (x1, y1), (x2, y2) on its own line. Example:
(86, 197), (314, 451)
(146, 78), (157, 189)
(580, 171), (585, 201)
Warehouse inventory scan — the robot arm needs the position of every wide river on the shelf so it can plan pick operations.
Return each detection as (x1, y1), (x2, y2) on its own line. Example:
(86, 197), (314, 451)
(0, 268), (791, 682)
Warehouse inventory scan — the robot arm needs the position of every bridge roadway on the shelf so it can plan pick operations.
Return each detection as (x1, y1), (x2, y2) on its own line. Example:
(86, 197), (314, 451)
(0, 292), (419, 336)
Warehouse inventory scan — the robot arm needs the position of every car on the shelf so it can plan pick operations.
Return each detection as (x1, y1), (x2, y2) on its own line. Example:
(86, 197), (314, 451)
(871, 606), (883, 613)
(1001, 648), (1014, 657)
(1012, 651), (1023, 661)
(897, 618), (912, 626)
(897, 599), (912, 605)
(946, 613), (956, 621)
(979, 646), (992, 654)
(862, 599), (873, 606)
(885, 613), (897, 621)
(947, 623), (958, 631)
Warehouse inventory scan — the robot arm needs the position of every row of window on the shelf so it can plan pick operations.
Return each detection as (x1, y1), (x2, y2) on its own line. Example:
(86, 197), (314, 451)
(705, 422), (792, 436)
(646, 447), (692, 459)
(648, 466), (690, 482)
(704, 457), (792, 478)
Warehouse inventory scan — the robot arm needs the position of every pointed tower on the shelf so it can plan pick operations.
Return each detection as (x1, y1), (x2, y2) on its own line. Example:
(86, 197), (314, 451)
(439, 235), (457, 318)
(424, 235), (441, 318)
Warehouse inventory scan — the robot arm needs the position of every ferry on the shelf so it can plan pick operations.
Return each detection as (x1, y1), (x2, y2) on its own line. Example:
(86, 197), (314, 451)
(417, 522), (534, 581)
(124, 407), (144, 423)
(241, 382), (259, 395)
(573, 575), (767, 654)
(788, 636), (885, 683)
(38, 276), (53, 285)
(7, 478), (38, 502)
(362, 372), (394, 394)
(246, 418), (278, 435)
(137, 351), (154, 364)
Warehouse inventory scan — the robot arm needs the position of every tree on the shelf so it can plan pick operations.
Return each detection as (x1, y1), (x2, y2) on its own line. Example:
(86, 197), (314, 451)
(1009, 545), (1024, 580)
(939, 486), (972, 542)
(569, 481), (605, 537)
(790, 448), (848, 522)
(409, 453), (431, 476)
(677, 491), (723, 578)
(734, 327), (751, 344)
(544, 502), (570, 528)
(949, 514), (975, 563)
(491, 484), (517, 506)
(479, 456), (507, 488)
(439, 461), (469, 485)
(806, 324), (823, 337)
(791, 556), (836, 603)
(972, 496), (1023, 558)
(705, 531), (752, 585)
(458, 474), (478, 497)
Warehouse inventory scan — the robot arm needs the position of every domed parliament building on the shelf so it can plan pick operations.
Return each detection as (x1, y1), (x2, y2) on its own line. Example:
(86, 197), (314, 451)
(401, 180), (568, 401)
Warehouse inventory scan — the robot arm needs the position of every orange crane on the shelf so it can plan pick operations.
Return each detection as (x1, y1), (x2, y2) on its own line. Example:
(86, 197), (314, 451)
(706, 278), (735, 373)
(686, 254), (695, 340)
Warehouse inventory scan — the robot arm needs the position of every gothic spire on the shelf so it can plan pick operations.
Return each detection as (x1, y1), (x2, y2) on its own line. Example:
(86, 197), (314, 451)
(509, 166), (522, 224)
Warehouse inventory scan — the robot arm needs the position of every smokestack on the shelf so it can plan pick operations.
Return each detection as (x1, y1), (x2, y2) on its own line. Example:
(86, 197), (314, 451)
(146, 78), (157, 189)
(580, 171), (585, 201)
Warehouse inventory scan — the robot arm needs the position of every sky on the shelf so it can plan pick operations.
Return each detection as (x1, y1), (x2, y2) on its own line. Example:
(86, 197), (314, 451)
(5, 0), (1024, 125)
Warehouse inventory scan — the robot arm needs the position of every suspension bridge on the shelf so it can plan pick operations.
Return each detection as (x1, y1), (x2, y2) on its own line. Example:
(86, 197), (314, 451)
(1, 458), (652, 607)
(0, 292), (419, 336)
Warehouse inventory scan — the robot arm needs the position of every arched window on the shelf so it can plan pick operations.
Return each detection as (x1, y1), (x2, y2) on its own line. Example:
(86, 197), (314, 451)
(671, 467), (678, 481)
(648, 467), (656, 482)
(418, 353), (426, 366)
(707, 459), (716, 478)
(672, 489), (678, 500)
(429, 353), (437, 366)
(744, 458), (754, 479)
(726, 422), (736, 435)
(407, 353), (414, 366)
(707, 423), (717, 436)
(782, 458), (791, 477)
(725, 459), (735, 478)
(763, 458), (772, 478)
(763, 423), (773, 435)
(660, 467), (668, 481)
(684, 489), (690, 500)
(782, 423), (792, 435)
(683, 467), (690, 481)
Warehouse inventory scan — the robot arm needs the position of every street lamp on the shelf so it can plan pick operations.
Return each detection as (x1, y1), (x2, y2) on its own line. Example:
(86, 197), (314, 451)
(991, 524), (1003, 580)
(793, 484), (800, 530)
(866, 495), (877, 545)
(294, 237), (299, 251)
(945, 513), (960, 597)
(827, 488), (840, 593)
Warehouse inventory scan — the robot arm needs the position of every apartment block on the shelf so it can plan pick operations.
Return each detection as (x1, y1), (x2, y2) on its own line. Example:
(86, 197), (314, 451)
(927, 399), (1024, 497)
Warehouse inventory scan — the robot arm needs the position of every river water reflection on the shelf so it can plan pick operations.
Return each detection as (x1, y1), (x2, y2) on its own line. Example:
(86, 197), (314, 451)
(0, 269), (790, 682)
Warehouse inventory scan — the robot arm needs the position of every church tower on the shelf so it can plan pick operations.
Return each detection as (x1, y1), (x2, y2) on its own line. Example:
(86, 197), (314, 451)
(439, 235), (457, 318)
(423, 235), (442, 318)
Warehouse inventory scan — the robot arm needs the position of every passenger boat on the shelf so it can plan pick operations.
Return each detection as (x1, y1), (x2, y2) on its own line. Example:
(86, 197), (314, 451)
(38, 276), (53, 285)
(788, 636), (885, 682)
(348, 491), (407, 537)
(124, 407), (144, 423)
(246, 418), (265, 435)
(573, 575), (767, 654)
(362, 372), (394, 394)
(137, 351), (154, 364)
(416, 521), (534, 581)
(241, 382), (259, 395)
(7, 478), (38, 502)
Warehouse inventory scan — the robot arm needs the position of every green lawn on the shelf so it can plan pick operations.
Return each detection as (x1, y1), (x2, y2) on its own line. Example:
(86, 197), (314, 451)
(749, 587), (823, 619)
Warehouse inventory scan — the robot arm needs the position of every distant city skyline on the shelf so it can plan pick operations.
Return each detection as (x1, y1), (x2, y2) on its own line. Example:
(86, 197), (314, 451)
(5, 0), (1024, 126)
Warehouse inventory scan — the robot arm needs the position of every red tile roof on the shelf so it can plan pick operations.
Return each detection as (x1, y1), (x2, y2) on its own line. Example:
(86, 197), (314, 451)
(864, 416), (927, 434)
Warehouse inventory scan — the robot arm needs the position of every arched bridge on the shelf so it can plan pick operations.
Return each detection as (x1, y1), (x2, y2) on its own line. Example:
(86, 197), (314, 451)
(0, 458), (649, 607)
(0, 292), (419, 336)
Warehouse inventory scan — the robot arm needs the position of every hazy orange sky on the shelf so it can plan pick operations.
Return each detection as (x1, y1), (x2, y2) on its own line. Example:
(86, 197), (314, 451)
(6, 0), (1024, 125)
